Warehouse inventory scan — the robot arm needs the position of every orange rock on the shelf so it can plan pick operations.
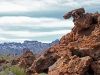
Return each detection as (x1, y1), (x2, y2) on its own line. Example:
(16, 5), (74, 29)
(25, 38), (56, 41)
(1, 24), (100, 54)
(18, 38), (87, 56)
(27, 8), (100, 75)
(48, 56), (92, 75)
(18, 48), (36, 68)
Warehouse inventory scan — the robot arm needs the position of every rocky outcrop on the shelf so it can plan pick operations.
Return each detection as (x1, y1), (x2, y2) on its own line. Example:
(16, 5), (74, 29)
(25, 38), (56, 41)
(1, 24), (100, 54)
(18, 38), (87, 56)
(18, 48), (36, 68)
(48, 55), (92, 75)
(27, 8), (100, 75)
(28, 44), (69, 73)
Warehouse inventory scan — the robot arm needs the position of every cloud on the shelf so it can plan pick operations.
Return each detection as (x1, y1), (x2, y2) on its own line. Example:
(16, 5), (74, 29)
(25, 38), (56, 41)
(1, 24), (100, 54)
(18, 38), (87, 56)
(0, 28), (71, 43)
(0, 0), (99, 13)
(0, 28), (71, 37)
(0, 16), (73, 43)
(0, 38), (31, 43)
(0, 16), (74, 28)
(0, 0), (99, 43)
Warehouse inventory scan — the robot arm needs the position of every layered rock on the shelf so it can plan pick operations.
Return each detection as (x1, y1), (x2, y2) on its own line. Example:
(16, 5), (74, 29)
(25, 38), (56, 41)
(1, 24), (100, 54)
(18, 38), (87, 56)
(27, 8), (100, 75)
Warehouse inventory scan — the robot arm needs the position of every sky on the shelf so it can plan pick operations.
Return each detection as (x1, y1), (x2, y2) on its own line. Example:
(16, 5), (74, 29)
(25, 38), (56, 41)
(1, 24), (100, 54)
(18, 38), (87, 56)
(0, 0), (100, 43)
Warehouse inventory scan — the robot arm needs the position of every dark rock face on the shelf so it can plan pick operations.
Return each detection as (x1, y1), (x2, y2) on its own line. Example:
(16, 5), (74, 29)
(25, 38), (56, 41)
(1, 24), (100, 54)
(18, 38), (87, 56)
(11, 59), (20, 66)
(0, 59), (6, 66)
(27, 8), (100, 75)
(91, 59), (100, 75)
(0, 39), (59, 55)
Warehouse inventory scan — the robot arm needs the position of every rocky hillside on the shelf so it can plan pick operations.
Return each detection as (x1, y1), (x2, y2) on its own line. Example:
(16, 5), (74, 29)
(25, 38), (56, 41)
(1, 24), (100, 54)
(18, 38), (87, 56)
(26, 8), (100, 75)
(0, 39), (59, 55)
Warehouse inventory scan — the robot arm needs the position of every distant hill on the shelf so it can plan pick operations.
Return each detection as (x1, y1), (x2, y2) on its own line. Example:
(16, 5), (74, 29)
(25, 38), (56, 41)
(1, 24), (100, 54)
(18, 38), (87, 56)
(0, 39), (59, 55)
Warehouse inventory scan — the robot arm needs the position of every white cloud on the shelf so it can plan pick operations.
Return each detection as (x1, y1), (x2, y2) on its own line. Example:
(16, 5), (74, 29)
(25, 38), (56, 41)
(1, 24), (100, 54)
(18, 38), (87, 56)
(0, 29), (71, 43)
(0, 38), (31, 43)
(0, 16), (74, 28)
(0, 0), (99, 43)
(0, 1), (27, 12)
(0, 37), (7, 40)
(0, 16), (73, 43)
(0, 16), (74, 42)
(0, 29), (71, 37)
(0, 0), (99, 13)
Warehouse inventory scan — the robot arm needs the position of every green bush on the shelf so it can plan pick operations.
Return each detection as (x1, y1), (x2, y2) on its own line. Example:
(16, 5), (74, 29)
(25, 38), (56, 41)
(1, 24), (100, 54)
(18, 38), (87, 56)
(4, 65), (25, 75)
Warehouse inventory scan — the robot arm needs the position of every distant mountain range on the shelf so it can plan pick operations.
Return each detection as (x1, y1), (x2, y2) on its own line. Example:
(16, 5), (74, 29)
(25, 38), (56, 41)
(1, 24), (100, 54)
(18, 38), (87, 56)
(0, 39), (59, 55)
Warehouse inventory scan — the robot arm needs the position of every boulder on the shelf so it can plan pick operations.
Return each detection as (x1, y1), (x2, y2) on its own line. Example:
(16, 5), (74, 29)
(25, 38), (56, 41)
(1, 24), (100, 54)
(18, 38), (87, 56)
(18, 48), (36, 68)
(28, 44), (70, 74)
(48, 55), (92, 75)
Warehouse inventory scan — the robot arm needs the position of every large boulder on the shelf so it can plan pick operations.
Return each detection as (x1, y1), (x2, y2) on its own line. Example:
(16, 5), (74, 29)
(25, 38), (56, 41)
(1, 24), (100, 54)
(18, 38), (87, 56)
(48, 55), (92, 75)
(28, 44), (69, 73)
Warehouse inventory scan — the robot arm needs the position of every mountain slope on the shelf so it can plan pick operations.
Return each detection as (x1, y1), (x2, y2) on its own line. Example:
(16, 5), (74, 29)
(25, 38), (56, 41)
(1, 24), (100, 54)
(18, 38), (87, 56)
(0, 39), (59, 55)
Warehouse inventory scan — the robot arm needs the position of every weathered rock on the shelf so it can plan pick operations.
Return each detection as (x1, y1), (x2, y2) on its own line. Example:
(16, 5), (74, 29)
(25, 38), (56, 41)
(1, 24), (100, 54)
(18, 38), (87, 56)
(27, 8), (100, 75)
(28, 44), (70, 74)
(18, 58), (26, 69)
(18, 48), (36, 68)
(63, 7), (85, 19)
(91, 59), (100, 75)
(98, 16), (100, 24)
(48, 55), (92, 75)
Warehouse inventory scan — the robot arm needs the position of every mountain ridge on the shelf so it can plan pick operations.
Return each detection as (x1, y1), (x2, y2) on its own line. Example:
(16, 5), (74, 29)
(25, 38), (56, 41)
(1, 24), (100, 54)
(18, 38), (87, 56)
(0, 39), (59, 55)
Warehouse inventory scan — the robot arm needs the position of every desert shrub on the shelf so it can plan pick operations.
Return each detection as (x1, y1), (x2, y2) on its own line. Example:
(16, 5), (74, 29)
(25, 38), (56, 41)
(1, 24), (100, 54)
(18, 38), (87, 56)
(0, 63), (10, 71)
(4, 65), (25, 75)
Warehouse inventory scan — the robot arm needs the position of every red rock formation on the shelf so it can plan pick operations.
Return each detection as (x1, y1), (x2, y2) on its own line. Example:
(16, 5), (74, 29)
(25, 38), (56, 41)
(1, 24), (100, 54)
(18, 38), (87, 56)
(48, 55), (92, 75)
(27, 8), (100, 75)
(18, 48), (36, 68)
(18, 58), (26, 69)
(28, 44), (69, 74)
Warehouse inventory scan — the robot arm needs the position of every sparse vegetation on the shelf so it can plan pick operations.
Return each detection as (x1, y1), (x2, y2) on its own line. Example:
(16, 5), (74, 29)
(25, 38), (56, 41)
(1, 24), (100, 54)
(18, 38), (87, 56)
(0, 54), (25, 75)
(0, 54), (47, 75)
(0, 54), (19, 62)
(4, 65), (25, 75)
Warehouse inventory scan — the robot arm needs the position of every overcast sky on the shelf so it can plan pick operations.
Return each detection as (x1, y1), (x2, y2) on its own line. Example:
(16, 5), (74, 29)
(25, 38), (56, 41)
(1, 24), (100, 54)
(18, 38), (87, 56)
(0, 0), (100, 43)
